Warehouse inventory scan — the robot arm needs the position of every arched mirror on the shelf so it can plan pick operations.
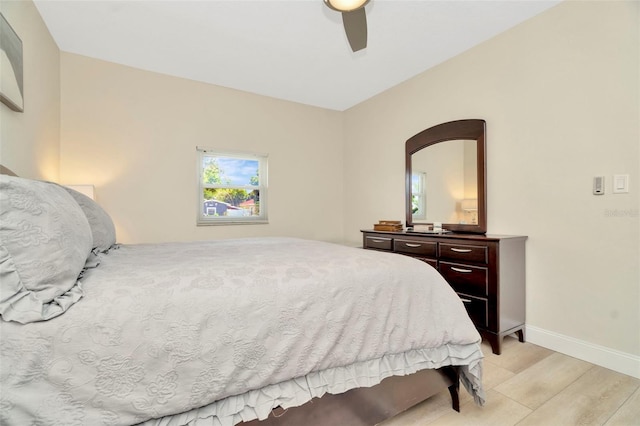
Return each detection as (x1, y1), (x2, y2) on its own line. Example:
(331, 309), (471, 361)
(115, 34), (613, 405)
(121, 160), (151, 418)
(405, 119), (486, 234)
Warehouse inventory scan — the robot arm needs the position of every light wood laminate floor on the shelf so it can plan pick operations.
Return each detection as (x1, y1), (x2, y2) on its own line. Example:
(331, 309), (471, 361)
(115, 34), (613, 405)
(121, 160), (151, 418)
(382, 337), (640, 426)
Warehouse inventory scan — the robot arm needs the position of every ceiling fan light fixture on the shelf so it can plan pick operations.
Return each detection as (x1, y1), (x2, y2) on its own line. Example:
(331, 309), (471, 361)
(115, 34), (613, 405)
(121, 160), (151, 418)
(324, 0), (370, 12)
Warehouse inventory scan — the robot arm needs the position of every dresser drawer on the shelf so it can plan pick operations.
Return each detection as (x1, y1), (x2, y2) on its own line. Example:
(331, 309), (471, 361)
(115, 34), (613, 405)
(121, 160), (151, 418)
(394, 239), (437, 257)
(458, 293), (488, 328)
(439, 243), (488, 264)
(364, 236), (392, 251)
(439, 261), (488, 296)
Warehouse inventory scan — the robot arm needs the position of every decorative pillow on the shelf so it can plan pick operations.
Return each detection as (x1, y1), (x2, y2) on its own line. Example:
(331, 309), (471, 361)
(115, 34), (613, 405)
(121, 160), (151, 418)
(0, 175), (92, 323)
(62, 186), (116, 252)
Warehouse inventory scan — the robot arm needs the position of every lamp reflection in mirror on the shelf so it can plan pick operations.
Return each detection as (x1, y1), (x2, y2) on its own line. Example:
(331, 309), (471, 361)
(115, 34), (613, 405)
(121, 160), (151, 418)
(461, 198), (478, 224)
(65, 184), (95, 200)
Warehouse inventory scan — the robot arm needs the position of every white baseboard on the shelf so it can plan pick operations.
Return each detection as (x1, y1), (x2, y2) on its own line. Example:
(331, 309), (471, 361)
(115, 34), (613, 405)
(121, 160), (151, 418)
(526, 325), (640, 379)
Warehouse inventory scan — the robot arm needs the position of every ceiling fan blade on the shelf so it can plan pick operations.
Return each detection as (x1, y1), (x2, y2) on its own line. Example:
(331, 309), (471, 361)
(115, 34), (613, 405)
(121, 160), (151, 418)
(341, 8), (367, 52)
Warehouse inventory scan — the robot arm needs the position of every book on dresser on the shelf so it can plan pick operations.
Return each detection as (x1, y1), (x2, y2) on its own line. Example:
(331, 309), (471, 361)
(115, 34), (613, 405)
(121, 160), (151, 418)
(373, 220), (403, 232)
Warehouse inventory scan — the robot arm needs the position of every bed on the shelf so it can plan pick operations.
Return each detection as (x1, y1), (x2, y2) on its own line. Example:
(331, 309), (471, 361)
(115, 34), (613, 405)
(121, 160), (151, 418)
(0, 172), (485, 426)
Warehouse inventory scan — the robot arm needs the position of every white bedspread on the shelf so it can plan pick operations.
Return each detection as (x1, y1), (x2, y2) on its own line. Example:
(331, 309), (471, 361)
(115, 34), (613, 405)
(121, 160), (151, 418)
(0, 237), (484, 426)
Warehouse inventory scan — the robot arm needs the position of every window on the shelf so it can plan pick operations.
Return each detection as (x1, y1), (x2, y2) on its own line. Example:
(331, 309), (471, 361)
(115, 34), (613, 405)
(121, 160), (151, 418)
(411, 171), (426, 220)
(197, 148), (268, 225)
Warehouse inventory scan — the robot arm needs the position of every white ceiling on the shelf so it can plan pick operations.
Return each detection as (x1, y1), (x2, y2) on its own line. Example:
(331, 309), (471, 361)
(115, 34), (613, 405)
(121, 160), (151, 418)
(33, 0), (561, 111)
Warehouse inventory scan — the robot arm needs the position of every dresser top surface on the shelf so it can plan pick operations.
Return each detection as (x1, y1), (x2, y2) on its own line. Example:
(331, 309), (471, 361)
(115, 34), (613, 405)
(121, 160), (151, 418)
(361, 230), (527, 242)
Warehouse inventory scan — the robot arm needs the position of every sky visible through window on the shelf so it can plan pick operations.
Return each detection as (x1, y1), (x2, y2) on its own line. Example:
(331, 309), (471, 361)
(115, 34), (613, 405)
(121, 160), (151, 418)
(210, 157), (259, 186)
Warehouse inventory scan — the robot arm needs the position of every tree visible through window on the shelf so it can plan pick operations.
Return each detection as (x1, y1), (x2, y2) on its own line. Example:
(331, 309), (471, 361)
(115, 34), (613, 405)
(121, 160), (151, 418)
(197, 148), (268, 225)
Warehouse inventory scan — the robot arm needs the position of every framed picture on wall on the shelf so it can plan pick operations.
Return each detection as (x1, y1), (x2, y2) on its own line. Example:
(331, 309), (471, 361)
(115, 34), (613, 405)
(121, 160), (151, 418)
(0, 13), (24, 112)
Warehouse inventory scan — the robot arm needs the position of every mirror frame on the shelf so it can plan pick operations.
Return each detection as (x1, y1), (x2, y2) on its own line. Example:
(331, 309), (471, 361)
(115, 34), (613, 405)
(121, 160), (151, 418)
(405, 119), (486, 234)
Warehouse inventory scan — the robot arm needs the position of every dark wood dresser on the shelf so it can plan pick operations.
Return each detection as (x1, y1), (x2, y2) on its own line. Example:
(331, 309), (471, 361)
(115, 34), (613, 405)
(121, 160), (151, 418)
(362, 230), (527, 355)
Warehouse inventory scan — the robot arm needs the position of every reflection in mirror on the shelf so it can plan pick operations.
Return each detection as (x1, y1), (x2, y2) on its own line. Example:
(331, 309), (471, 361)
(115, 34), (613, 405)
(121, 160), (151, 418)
(411, 140), (477, 225)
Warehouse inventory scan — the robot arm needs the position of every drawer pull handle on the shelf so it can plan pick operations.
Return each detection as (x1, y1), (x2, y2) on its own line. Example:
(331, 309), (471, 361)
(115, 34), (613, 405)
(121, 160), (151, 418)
(451, 267), (473, 273)
(371, 239), (386, 243)
(460, 298), (472, 303)
(404, 243), (422, 248)
(450, 248), (472, 253)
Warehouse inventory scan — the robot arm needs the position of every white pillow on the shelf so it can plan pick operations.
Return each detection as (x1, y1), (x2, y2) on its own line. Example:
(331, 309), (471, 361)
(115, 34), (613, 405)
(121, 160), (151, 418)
(0, 175), (93, 323)
(63, 186), (116, 252)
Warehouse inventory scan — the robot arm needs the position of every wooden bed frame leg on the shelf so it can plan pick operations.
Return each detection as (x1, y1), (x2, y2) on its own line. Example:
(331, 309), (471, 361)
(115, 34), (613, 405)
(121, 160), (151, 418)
(443, 366), (461, 412)
(447, 382), (460, 412)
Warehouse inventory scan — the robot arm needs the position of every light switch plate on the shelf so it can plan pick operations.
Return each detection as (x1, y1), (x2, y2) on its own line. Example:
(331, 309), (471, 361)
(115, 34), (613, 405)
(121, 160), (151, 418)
(613, 174), (629, 193)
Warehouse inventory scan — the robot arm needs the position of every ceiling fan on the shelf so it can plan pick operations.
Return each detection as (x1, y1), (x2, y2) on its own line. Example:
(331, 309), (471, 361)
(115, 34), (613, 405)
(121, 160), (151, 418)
(324, 0), (371, 52)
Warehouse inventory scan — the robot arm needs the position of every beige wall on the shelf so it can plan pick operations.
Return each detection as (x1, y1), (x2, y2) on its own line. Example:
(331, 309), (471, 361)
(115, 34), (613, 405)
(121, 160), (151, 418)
(0, 0), (60, 180)
(344, 1), (639, 358)
(59, 53), (344, 244)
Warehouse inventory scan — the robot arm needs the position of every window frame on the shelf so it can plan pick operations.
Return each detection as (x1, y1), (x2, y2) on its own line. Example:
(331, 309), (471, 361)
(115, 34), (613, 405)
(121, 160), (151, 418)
(196, 147), (269, 226)
(411, 171), (426, 220)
